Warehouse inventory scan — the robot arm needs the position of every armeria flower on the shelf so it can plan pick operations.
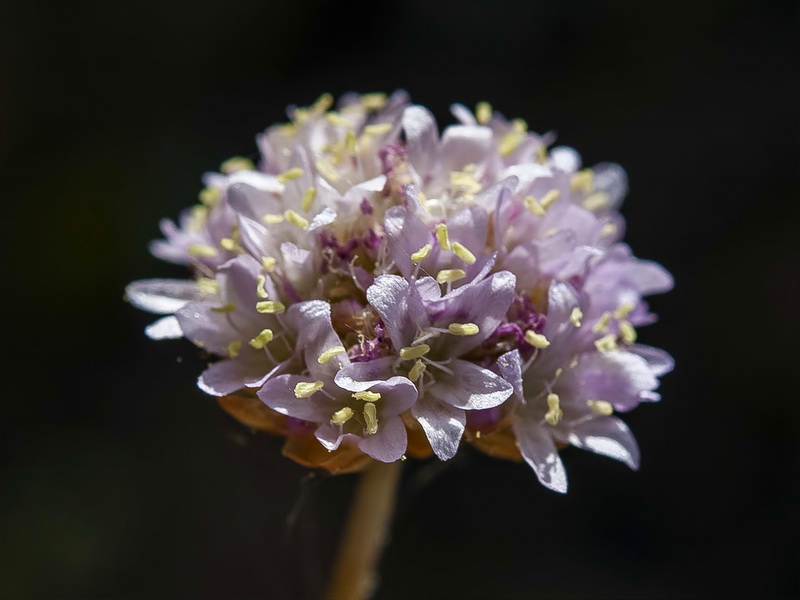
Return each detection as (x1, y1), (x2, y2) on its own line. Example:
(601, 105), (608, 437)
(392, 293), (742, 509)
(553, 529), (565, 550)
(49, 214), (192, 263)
(127, 92), (673, 488)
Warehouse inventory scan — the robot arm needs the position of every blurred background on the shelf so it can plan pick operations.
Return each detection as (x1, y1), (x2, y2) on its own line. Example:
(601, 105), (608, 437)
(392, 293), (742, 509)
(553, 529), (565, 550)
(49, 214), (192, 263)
(2, 0), (798, 598)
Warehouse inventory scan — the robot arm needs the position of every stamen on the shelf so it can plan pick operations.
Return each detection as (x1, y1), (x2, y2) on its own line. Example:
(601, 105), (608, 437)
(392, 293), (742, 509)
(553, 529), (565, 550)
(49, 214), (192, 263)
(256, 301), (286, 314)
(523, 196), (545, 217)
(361, 92), (388, 110)
(400, 344), (430, 361)
(498, 119), (527, 157)
(363, 402), (378, 434)
(601, 223), (617, 237)
(248, 328), (274, 349)
(325, 112), (353, 127)
(613, 302), (635, 319)
(618, 320), (637, 344)
(313, 93), (334, 113)
(220, 157), (254, 174)
(197, 278), (219, 295)
(436, 269), (466, 284)
(408, 360), (426, 382)
(256, 275), (269, 299)
(592, 311), (612, 334)
(545, 393), (563, 426)
(220, 238), (243, 253)
(540, 189), (560, 210)
(331, 406), (354, 425)
(435, 224), (451, 250)
(448, 323), (480, 336)
(294, 381), (324, 398)
(276, 167), (304, 183)
(284, 210), (309, 230)
(449, 171), (482, 194)
(451, 242), (476, 265)
(536, 144), (548, 164)
(363, 123), (393, 136)
(571, 169), (594, 193)
(594, 333), (618, 353)
(587, 400), (614, 416)
(352, 391), (381, 402)
(211, 302), (236, 313)
(410, 243), (432, 264)
(582, 192), (609, 212)
(524, 330), (550, 349)
(227, 340), (241, 358)
(263, 213), (285, 225)
(301, 187), (317, 212)
(318, 346), (346, 364)
(570, 307), (583, 327)
(476, 101), (492, 125)
(188, 244), (218, 258)
(315, 158), (341, 182)
(261, 256), (277, 272)
(345, 131), (358, 156)
(198, 187), (221, 207)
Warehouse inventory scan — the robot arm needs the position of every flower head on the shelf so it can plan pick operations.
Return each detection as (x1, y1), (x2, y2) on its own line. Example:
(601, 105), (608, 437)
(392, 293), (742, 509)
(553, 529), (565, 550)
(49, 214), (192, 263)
(127, 92), (673, 488)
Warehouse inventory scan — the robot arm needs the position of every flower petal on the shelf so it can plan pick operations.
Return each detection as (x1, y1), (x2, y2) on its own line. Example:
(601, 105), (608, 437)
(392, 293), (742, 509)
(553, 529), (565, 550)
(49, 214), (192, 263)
(358, 415), (407, 462)
(411, 395), (465, 460)
(125, 279), (198, 314)
(566, 416), (640, 470)
(513, 417), (568, 493)
(428, 359), (513, 410)
(144, 315), (183, 340)
(366, 274), (429, 350)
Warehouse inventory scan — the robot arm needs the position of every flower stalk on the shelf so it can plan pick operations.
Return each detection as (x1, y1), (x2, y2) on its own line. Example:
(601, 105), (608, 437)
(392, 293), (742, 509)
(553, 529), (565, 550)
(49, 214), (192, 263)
(327, 460), (403, 600)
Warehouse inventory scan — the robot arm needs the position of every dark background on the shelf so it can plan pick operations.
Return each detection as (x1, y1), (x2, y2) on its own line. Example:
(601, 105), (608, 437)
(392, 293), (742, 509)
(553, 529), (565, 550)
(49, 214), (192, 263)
(2, 1), (798, 598)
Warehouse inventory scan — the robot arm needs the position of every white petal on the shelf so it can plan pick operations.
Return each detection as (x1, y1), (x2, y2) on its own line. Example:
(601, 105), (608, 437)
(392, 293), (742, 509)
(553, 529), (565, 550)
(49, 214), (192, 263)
(144, 316), (183, 340)
(125, 279), (198, 314)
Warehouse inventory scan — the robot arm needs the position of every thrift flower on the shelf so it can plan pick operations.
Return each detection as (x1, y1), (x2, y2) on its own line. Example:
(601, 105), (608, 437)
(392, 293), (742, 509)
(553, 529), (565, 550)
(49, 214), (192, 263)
(127, 92), (673, 490)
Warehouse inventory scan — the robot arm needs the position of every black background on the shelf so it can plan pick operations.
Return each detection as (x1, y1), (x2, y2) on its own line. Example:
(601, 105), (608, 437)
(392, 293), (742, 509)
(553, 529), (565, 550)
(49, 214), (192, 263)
(2, 1), (798, 598)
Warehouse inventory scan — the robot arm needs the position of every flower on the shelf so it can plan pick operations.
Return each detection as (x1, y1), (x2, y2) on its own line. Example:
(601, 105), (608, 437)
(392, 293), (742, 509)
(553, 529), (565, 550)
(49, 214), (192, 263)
(127, 92), (673, 490)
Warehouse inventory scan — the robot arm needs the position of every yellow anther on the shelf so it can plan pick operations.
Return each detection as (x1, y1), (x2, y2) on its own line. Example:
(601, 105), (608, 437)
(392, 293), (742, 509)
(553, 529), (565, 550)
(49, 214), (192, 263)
(545, 228), (559, 237)
(277, 167), (304, 184)
(594, 333), (618, 353)
(284, 209), (309, 230)
(476, 101), (492, 125)
(220, 237), (240, 252)
(613, 302), (635, 320)
(570, 307), (583, 327)
(592, 311), (612, 334)
(571, 169), (594, 193)
(315, 158), (341, 182)
(345, 131), (358, 156)
(408, 360), (426, 382)
(536, 144), (548, 164)
(211, 302), (236, 313)
(277, 122), (298, 137)
(448, 323), (480, 336)
(545, 393), (563, 426)
(220, 157), (254, 174)
(361, 92), (388, 110)
(435, 224), (451, 250)
(512, 118), (527, 132)
(256, 301), (286, 314)
(198, 186), (221, 207)
(227, 340), (241, 358)
(352, 391), (382, 402)
(451, 242), (476, 265)
(540, 189), (560, 210)
(436, 269), (466, 284)
(582, 192), (610, 212)
(294, 381), (324, 398)
(318, 346), (346, 364)
(587, 399), (614, 416)
(313, 93), (334, 113)
(188, 206), (209, 232)
(498, 121), (527, 157)
(325, 112), (353, 127)
(417, 191), (431, 213)
(524, 330), (550, 349)
(188, 243), (218, 258)
(248, 328), (274, 349)
(399, 344), (430, 361)
(261, 256), (277, 272)
(263, 213), (285, 225)
(293, 107), (310, 124)
(301, 187), (317, 212)
(601, 223), (618, 237)
(197, 278), (219, 296)
(449, 171), (482, 194)
(331, 406), (354, 426)
(523, 195), (546, 217)
(363, 123), (393, 136)
(618, 320), (637, 345)
(410, 243), (432, 264)
(363, 402), (379, 434)
(256, 274), (269, 299)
